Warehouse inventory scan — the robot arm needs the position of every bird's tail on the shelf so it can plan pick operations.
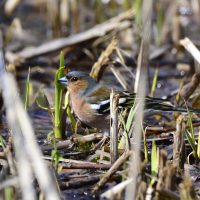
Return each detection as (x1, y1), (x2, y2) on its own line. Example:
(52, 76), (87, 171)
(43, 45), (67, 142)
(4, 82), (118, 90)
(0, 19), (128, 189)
(121, 92), (200, 114)
(145, 101), (200, 114)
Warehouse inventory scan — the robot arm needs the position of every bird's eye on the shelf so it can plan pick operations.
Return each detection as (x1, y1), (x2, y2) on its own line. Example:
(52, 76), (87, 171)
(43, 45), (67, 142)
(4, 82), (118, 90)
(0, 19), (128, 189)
(70, 77), (78, 82)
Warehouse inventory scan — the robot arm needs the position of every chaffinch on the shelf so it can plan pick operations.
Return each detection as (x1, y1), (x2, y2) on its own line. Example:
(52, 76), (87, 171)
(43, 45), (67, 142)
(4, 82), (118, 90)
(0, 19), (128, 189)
(59, 71), (200, 133)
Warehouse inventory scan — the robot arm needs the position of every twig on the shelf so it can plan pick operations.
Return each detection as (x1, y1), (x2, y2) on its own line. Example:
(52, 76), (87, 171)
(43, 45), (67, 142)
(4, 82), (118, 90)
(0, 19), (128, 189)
(43, 156), (111, 170)
(157, 189), (180, 200)
(73, 133), (103, 142)
(41, 133), (103, 151)
(145, 121), (200, 135)
(101, 178), (133, 199)
(92, 151), (131, 193)
(59, 175), (102, 189)
(6, 10), (134, 64)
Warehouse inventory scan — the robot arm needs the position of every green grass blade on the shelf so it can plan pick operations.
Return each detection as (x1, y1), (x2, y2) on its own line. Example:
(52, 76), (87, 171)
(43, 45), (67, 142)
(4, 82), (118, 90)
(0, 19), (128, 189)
(150, 68), (158, 97)
(184, 102), (198, 159)
(118, 112), (129, 150)
(126, 101), (137, 132)
(54, 52), (65, 138)
(197, 130), (200, 159)
(51, 140), (63, 172)
(150, 140), (158, 186)
(24, 67), (31, 111)
(151, 140), (158, 175)
(143, 128), (148, 163)
(64, 92), (76, 133)
(185, 101), (195, 141)
(118, 101), (138, 149)
(0, 135), (6, 149)
(4, 187), (14, 200)
(133, 0), (142, 26)
(59, 51), (65, 67)
(185, 130), (197, 155)
(36, 91), (50, 110)
(188, 113), (195, 142)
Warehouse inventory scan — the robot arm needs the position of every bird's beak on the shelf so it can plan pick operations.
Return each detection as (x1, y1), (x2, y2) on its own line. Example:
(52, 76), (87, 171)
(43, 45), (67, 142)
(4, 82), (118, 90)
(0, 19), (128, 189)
(58, 76), (68, 85)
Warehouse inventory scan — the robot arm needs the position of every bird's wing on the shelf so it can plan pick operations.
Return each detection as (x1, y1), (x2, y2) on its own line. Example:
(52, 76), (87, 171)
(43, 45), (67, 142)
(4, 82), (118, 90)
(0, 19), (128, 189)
(85, 88), (136, 114)
(120, 92), (200, 113)
(104, 91), (178, 113)
(120, 92), (177, 111)
(86, 87), (198, 115)
(85, 86), (112, 114)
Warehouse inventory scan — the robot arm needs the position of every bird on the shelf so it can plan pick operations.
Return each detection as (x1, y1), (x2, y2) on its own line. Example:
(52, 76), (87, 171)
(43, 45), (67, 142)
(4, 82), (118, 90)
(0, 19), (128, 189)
(58, 71), (200, 134)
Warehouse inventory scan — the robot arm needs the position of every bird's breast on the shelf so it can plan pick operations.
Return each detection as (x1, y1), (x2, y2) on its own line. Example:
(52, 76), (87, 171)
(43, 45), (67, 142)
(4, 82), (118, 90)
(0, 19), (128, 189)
(70, 94), (109, 131)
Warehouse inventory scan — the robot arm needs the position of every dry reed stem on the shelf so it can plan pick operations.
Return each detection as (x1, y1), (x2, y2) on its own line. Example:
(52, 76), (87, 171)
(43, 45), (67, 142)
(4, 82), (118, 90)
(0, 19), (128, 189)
(172, 14), (182, 45)
(0, 73), (60, 200)
(110, 65), (129, 90)
(90, 38), (118, 80)
(4, 0), (21, 16)
(156, 150), (168, 199)
(115, 47), (136, 81)
(110, 90), (119, 163)
(70, 0), (80, 33)
(173, 115), (185, 170)
(47, 0), (60, 37)
(163, 163), (177, 190)
(156, 161), (179, 200)
(145, 121), (200, 135)
(101, 178), (133, 199)
(126, 0), (152, 198)
(4, 147), (17, 176)
(180, 37), (200, 64)
(161, 2), (178, 44)
(179, 174), (197, 200)
(60, 0), (69, 25)
(2, 75), (37, 200)
(0, 32), (37, 199)
(43, 156), (111, 170)
(157, 189), (180, 200)
(180, 72), (200, 101)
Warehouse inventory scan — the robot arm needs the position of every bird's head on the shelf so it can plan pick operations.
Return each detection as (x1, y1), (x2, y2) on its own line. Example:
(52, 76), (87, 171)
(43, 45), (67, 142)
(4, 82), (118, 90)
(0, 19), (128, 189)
(58, 71), (97, 96)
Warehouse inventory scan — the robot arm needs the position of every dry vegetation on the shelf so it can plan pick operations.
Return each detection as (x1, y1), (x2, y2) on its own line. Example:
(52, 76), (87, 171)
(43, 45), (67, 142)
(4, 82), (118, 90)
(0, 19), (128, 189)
(0, 0), (200, 199)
